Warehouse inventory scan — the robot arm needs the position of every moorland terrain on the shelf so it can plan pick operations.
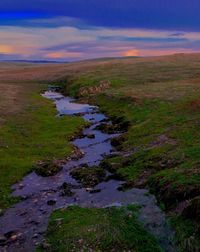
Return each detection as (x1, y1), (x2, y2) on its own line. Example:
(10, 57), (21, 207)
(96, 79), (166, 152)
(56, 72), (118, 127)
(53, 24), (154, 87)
(0, 53), (200, 251)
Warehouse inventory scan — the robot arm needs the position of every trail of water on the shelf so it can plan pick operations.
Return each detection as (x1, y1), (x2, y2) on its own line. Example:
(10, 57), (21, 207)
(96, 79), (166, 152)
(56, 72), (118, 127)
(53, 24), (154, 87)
(0, 91), (176, 252)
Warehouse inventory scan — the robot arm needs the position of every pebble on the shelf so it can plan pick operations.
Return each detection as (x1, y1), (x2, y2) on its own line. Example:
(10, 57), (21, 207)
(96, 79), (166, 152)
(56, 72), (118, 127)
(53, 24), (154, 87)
(0, 235), (7, 245)
(55, 218), (63, 226)
(86, 188), (93, 192)
(42, 240), (50, 249)
(10, 235), (17, 241)
(19, 184), (24, 189)
(19, 210), (27, 216)
(47, 200), (56, 206)
(89, 189), (101, 194)
(87, 134), (95, 139)
(4, 231), (17, 239)
(33, 234), (38, 238)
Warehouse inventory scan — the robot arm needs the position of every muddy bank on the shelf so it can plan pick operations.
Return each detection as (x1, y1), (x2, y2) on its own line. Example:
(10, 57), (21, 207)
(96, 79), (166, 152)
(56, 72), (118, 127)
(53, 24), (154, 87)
(0, 91), (176, 252)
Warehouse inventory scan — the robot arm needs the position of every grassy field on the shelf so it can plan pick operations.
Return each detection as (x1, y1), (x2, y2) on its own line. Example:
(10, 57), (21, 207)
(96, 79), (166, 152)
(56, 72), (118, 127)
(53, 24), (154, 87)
(1, 54), (200, 250)
(0, 63), (85, 209)
(37, 205), (162, 252)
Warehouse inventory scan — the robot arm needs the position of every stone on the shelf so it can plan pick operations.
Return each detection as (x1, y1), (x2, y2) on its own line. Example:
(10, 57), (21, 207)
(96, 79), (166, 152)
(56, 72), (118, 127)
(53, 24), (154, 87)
(55, 218), (63, 226)
(42, 240), (50, 250)
(59, 182), (79, 197)
(70, 147), (85, 160)
(86, 188), (93, 192)
(0, 235), (7, 245)
(4, 231), (17, 239)
(47, 200), (56, 206)
(33, 234), (38, 238)
(87, 134), (95, 139)
(89, 189), (101, 194)
(19, 184), (24, 189)
(10, 235), (17, 241)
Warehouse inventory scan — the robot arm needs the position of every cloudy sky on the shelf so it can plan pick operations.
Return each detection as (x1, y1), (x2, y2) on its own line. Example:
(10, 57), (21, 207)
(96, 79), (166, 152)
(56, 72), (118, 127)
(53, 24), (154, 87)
(0, 0), (200, 61)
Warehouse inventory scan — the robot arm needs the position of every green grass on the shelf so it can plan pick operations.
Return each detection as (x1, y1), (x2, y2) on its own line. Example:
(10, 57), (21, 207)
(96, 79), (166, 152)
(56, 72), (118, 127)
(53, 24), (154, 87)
(38, 205), (162, 252)
(1, 54), (200, 250)
(58, 55), (200, 249)
(0, 93), (85, 209)
(86, 94), (200, 203)
(59, 58), (200, 208)
(170, 216), (200, 252)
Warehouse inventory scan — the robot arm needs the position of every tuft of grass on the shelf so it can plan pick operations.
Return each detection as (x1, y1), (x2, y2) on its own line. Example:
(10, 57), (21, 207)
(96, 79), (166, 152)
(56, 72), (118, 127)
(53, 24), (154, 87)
(70, 166), (106, 187)
(38, 205), (162, 252)
(170, 216), (200, 252)
(148, 167), (200, 208)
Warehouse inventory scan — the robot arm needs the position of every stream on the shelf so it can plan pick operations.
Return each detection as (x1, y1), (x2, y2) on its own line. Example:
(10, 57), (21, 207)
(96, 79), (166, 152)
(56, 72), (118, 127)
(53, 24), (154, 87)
(0, 91), (176, 252)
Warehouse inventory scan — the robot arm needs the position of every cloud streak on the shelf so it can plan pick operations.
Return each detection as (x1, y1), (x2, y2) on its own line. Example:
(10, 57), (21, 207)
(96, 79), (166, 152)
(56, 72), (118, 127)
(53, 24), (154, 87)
(1, 1), (200, 61)
(0, 15), (200, 61)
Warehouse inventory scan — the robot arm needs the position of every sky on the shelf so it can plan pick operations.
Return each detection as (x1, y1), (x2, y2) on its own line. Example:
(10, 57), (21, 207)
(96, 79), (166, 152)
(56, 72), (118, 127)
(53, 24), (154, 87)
(0, 0), (200, 61)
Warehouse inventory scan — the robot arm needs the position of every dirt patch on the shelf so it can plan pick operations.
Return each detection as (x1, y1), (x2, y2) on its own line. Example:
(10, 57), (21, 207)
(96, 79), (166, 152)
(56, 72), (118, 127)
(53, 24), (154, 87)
(120, 170), (154, 190)
(79, 80), (110, 96)
(185, 99), (200, 111)
(149, 134), (177, 148)
(0, 83), (25, 119)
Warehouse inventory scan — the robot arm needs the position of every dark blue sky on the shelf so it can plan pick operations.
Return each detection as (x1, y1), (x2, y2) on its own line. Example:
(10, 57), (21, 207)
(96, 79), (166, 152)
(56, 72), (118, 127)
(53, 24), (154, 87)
(1, 0), (200, 30)
(0, 0), (200, 60)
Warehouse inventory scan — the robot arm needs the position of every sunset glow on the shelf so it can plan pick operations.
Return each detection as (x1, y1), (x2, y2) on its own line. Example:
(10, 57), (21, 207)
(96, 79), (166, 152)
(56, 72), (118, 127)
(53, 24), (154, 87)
(0, 45), (13, 54)
(0, 1), (200, 61)
(123, 49), (139, 57)
(46, 52), (82, 59)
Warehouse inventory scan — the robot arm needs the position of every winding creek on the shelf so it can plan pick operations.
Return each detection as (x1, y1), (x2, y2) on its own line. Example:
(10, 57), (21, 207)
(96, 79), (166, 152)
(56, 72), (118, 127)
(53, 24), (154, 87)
(0, 91), (176, 252)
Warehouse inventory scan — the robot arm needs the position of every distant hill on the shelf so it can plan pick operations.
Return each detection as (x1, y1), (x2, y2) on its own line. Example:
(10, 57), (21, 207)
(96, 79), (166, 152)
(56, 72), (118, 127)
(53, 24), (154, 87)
(0, 60), (68, 64)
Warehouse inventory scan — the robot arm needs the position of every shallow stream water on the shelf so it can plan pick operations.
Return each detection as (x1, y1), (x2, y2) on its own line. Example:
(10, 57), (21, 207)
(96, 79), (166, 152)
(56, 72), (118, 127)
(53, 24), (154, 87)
(0, 91), (176, 252)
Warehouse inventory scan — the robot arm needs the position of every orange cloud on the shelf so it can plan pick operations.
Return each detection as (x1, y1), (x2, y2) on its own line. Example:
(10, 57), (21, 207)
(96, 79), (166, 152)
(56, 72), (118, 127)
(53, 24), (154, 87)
(46, 51), (82, 59)
(123, 49), (139, 57)
(0, 45), (14, 54)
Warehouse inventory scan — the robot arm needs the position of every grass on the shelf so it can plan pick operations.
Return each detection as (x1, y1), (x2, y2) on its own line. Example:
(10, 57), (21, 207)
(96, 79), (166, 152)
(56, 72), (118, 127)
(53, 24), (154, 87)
(37, 205), (162, 252)
(63, 58), (200, 195)
(91, 94), (200, 195)
(170, 216), (200, 252)
(0, 79), (85, 209)
(1, 54), (200, 249)
(70, 166), (106, 187)
(0, 63), (94, 209)
(56, 53), (200, 249)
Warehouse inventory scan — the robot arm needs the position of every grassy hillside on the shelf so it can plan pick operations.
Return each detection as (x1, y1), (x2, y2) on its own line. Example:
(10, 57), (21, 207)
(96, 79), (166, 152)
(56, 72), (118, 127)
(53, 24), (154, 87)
(56, 53), (200, 251)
